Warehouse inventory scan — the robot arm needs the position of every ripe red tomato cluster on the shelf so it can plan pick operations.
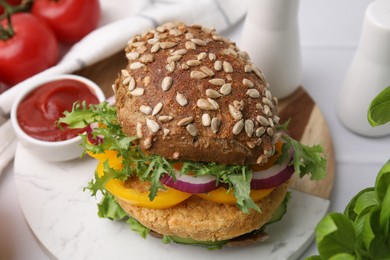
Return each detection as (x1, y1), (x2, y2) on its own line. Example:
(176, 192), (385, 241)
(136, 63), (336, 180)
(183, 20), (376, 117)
(0, 0), (101, 89)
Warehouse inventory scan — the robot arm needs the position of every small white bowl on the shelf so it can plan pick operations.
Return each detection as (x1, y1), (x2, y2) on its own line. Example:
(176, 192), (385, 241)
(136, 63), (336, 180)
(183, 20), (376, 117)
(11, 74), (105, 162)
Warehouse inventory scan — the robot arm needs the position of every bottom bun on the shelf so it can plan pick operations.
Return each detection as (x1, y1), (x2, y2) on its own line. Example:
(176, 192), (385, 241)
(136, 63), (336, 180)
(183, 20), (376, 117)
(116, 183), (289, 242)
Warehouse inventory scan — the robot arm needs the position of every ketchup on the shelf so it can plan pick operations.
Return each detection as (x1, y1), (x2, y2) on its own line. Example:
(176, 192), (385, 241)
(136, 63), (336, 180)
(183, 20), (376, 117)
(17, 79), (99, 142)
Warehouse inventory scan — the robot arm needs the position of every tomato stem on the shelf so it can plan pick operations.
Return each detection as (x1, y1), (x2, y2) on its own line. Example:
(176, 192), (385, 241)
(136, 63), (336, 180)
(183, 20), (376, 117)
(0, 0), (33, 40)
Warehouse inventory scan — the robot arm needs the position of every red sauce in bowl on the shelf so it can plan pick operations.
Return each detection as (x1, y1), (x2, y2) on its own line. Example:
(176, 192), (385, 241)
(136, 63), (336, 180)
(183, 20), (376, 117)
(17, 79), (99, 141)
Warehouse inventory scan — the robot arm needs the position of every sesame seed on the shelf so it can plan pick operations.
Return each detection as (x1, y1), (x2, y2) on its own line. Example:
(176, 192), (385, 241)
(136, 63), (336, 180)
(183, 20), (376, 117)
(265, 90), (272, 100)
(130, 88), (145, 96)
(256, 103), (263, 110)
(264, 105), (271, 116)
(273, 115), (280, 124)
(219, 83), (232, 95)
(181, 64), (189, 70)
(136, 45), (147, 54)
(202, 113), (211, 126)
(232, 119), (244, 135)
(152, 102), (163, 116)
(186, 124), (198, 137)
(147, 38), (158, 44)
(161, 76), (173, 91)
(221, 48), (237, 57)
(253, 66), (265, 80)
(246, 89), (260, 98)
(186, 60), (201, 67)
(190, 70), (208, 79)
(268, 118), (275, 128)
(206, 89), (222, 98)
(140, 105), (152, 115)
(209, 78), (225, 86)
(146, 118), (160, 133)
(130, 62), (145, 70)
(176, 92), (188, 106)
(262, 97), (274, 108)
(177, 116), (194, 126)
(209, 53), (216, 61)
(223, 61), (233, 73)
(256, 155), (268, 164)
(243, 78), (254, 88)
(246, 141), (256, 149)
(169, 28), (182, 36)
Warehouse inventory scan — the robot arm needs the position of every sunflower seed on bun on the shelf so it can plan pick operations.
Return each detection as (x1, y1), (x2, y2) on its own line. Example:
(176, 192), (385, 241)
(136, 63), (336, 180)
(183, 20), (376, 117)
(115, 22), (280, 166)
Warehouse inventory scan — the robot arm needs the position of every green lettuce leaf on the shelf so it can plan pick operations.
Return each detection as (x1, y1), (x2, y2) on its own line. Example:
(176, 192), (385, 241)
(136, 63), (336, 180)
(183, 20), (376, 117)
(127, 217), (150, 239)
(97, 193), (127, 220)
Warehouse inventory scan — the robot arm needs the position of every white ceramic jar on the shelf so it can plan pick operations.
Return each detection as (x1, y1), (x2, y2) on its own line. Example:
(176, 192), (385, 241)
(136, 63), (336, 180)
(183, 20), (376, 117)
(239, 0), (302, 99)
(337, 0), (390, 137)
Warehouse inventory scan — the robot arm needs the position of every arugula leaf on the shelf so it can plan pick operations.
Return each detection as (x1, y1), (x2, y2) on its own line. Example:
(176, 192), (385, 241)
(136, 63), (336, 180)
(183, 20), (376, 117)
(227, 169), (260, 213)
(282, 135), (327, 180)
(368, 86), (390, 127)
(315, 213), (356, 258)
(97, 193), (128, 220)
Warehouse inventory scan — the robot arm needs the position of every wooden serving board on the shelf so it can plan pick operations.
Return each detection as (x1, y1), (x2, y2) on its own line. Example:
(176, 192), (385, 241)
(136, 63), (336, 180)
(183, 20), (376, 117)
(74, 51), (335, 201)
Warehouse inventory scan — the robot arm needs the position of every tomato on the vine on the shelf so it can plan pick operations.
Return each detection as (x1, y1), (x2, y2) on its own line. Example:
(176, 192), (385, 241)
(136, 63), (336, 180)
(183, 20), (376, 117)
(0, 13), (58, 86)
(32, 0), (101, 44)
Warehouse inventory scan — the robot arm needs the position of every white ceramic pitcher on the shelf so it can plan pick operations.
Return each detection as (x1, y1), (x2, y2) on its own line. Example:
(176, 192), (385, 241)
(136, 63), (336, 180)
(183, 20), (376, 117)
(239, 0), (302, 99)
(337, 0), (390, 137)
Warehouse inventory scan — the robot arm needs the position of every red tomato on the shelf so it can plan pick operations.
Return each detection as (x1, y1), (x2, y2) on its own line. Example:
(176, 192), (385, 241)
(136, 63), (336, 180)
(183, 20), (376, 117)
(31, 0), (101, 44)
(0, 13), (59, 86)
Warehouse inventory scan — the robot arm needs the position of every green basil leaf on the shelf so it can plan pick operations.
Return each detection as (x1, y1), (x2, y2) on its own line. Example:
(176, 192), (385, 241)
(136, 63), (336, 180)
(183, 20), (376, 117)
(375, 160), (390, 202)
(361, 206), (390, 259)
(329, 253), (356, 260)
(379, 185), (390, 238)
(316, 212), (356, 258)
(368, 86), (390, 127)
(344, 187), (375, 222)
(354, 190), (378, 218)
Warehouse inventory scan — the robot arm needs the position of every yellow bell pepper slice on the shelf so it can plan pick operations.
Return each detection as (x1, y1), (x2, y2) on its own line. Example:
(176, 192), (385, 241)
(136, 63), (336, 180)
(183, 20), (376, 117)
(95, 159), (192, 209)
(196, 187), (274, 205)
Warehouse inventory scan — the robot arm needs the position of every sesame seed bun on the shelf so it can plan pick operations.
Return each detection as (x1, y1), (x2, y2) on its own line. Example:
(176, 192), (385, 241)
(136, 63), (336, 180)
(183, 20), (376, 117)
(115, 22), (280, 165)
(116, 182), (289, 242)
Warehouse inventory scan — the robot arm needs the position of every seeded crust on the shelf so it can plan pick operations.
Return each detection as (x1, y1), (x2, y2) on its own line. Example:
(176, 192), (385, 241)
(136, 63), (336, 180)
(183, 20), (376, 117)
(115, 22), (280, 165)
(116, 182), (288, 242)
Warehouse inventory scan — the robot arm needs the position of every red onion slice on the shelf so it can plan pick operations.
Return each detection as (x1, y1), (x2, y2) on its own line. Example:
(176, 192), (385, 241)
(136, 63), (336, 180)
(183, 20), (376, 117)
(160, 172), (218, 194)
(106, 95), (116, 106)
(251, 151), (294, 189)
(86, 122), (104, 145)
